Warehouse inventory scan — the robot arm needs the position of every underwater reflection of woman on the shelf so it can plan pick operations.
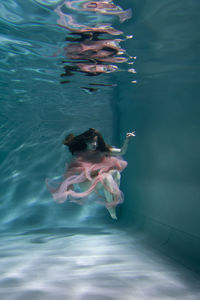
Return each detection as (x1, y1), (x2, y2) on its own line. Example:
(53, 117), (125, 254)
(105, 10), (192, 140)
(46, 128), (135, 219)
(61, 63), (118, 77)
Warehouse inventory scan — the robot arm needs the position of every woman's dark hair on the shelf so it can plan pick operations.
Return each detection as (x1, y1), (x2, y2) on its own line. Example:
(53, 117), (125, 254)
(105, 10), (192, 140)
(63, 128), (110, 154)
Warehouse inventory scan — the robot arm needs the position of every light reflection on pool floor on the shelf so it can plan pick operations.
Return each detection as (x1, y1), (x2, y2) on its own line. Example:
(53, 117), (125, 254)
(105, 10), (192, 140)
(0, 227), (200, 300)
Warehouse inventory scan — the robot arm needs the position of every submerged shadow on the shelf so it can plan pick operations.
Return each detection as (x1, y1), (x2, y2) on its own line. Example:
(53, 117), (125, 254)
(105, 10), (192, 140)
(21, 226), (111, 240)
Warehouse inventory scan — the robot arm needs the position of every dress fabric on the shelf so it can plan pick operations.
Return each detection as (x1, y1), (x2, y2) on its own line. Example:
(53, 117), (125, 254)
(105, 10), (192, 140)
(46, 151), (127, 207)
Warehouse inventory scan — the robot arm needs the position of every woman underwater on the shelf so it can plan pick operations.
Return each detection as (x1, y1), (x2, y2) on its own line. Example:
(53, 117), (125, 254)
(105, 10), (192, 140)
(46, 128), (135, 219)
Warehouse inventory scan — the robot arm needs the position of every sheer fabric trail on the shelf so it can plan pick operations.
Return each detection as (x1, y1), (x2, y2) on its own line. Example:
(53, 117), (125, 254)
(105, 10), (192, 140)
(46, 151), (127, 208)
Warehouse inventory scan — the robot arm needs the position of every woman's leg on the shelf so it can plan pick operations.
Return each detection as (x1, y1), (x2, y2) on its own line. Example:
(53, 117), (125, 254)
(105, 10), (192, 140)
(102, 170), (121, 219)
(76, 170), (121, 219)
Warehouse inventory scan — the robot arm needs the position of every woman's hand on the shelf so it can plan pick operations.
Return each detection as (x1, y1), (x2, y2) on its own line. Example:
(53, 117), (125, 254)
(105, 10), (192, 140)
(126, 131), (136, 139)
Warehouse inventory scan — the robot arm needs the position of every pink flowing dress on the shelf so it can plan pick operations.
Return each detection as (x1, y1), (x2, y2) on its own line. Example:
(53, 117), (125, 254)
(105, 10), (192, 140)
(46, 150), (127, 208)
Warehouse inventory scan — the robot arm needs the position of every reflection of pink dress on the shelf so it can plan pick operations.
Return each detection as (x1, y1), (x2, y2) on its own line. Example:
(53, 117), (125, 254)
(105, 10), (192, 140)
(46, 151), (127, 208)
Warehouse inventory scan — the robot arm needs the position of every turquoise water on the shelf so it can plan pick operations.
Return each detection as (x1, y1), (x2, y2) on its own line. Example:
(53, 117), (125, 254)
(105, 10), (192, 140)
(0, 0), (136, 230)
(1, 0), (200, 299)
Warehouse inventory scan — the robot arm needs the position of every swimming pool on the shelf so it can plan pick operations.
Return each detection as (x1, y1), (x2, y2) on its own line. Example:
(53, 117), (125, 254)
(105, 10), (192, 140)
(0, 0), (200, 298)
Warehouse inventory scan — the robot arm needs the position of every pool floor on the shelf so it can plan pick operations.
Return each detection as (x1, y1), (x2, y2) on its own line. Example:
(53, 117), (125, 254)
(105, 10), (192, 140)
(0, 227), (200, 300)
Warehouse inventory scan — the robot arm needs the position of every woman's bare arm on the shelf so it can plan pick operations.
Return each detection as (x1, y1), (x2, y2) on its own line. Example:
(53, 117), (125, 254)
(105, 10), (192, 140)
(109, 131), (136, 156)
